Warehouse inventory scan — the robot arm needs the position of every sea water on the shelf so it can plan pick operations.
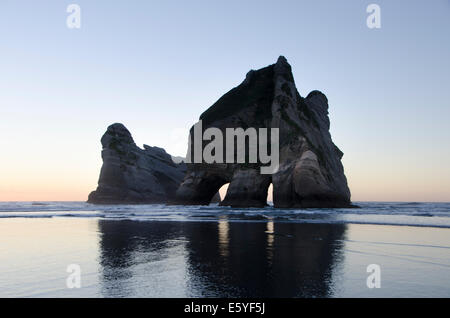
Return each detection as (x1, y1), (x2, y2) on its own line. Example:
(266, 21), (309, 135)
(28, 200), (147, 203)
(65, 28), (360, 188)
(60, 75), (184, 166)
(0, 202), (449, 297)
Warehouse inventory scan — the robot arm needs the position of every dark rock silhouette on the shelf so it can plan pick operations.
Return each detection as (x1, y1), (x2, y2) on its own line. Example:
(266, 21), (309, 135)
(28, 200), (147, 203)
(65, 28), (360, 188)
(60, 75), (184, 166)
(175, 56), (353, 208)
(210, 192), (222, 204)
(88, 123), (186, 204)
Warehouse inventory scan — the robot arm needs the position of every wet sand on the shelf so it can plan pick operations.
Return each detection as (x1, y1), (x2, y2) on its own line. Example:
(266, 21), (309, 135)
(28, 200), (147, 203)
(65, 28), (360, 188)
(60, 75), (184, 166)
(0, 218), (449, 297)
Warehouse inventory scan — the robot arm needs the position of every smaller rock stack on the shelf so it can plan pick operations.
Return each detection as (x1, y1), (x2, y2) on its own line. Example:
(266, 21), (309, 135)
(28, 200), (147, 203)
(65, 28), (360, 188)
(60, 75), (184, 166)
(88, 123), (186, 204)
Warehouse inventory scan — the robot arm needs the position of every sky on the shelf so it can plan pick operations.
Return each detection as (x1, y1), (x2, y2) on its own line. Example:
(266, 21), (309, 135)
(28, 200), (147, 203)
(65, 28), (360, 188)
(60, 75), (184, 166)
(0, 0), (449, 202)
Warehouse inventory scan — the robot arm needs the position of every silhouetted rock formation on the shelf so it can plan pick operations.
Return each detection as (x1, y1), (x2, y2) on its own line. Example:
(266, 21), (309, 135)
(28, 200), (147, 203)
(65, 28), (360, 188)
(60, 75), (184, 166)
(88, 123), (186, 204)
(175, 56), (353, 208)
(210, 192), (221, 204)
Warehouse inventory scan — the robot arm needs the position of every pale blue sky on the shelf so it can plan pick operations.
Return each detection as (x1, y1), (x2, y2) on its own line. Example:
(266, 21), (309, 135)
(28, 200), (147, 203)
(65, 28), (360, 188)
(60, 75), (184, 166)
(0, 0), (449, 201)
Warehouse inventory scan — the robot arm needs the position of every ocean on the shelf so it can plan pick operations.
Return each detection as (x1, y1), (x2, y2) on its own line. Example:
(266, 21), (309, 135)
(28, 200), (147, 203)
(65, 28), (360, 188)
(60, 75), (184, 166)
(0, 201), (449, 297)
(1, 201), (450, 228)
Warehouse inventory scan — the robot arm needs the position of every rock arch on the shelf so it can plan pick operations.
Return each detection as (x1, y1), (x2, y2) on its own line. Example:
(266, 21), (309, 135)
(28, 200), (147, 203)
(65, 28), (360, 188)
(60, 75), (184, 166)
(174, 56), (353, 208)
(221, 171), (272, 208)
(176, 171), (230, 206)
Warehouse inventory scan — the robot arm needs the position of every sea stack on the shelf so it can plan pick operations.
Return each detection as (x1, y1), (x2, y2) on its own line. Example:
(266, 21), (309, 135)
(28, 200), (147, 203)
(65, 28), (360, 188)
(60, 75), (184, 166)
(174, 56), (353, 208)
(88, 123), (186, 204)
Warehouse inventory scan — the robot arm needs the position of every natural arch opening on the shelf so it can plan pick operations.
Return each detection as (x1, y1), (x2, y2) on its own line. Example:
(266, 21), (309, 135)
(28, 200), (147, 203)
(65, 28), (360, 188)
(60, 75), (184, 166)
(218, 183), (230, 201)
(218, 175), (272, 208)
(210, 183), (230, 204)
(200, 176), (228, 205)
(267, 183), (273, 206)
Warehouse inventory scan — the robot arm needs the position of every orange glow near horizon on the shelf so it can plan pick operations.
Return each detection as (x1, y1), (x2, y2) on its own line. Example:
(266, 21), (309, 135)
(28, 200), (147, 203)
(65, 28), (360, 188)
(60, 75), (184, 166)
(1, 172), (450, 202)
(1, 150), (449, 203)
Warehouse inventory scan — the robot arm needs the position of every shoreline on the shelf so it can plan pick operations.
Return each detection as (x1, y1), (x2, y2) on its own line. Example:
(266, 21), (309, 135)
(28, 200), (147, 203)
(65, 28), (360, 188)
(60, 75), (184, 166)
(2, 215), (450, 230)
(1, 201), (450, 229)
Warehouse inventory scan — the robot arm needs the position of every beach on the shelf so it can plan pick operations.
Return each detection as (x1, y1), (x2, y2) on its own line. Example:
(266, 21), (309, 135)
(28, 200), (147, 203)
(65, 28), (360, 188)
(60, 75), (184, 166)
(1, 202), (449, 297)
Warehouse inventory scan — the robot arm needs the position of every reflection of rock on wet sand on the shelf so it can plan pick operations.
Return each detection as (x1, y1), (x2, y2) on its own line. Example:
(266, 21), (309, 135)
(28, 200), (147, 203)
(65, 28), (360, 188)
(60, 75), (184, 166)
(97, 220), (347, 297)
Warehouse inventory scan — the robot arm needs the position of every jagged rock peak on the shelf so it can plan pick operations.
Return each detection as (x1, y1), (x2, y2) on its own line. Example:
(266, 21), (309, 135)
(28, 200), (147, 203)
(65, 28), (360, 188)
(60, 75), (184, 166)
(88, 123), (186, 204)
(101, 123), (135, 147)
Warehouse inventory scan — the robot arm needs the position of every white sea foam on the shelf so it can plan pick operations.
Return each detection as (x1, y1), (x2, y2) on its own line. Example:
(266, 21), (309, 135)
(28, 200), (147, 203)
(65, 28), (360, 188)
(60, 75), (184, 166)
(0, 201), (450, 228)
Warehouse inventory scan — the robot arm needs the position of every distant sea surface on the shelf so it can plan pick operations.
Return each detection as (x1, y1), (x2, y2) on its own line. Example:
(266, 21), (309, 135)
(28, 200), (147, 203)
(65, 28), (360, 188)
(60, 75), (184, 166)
(1, 201), (450, 228)
(0, 201), (450, 297)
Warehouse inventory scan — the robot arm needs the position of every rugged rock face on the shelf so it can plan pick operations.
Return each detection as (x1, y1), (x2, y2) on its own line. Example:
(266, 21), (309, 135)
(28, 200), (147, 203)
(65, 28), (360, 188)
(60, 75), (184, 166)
(210, 192), (222, 204)
(175, 56), (353, 208)
(88, 123), (186, 204)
